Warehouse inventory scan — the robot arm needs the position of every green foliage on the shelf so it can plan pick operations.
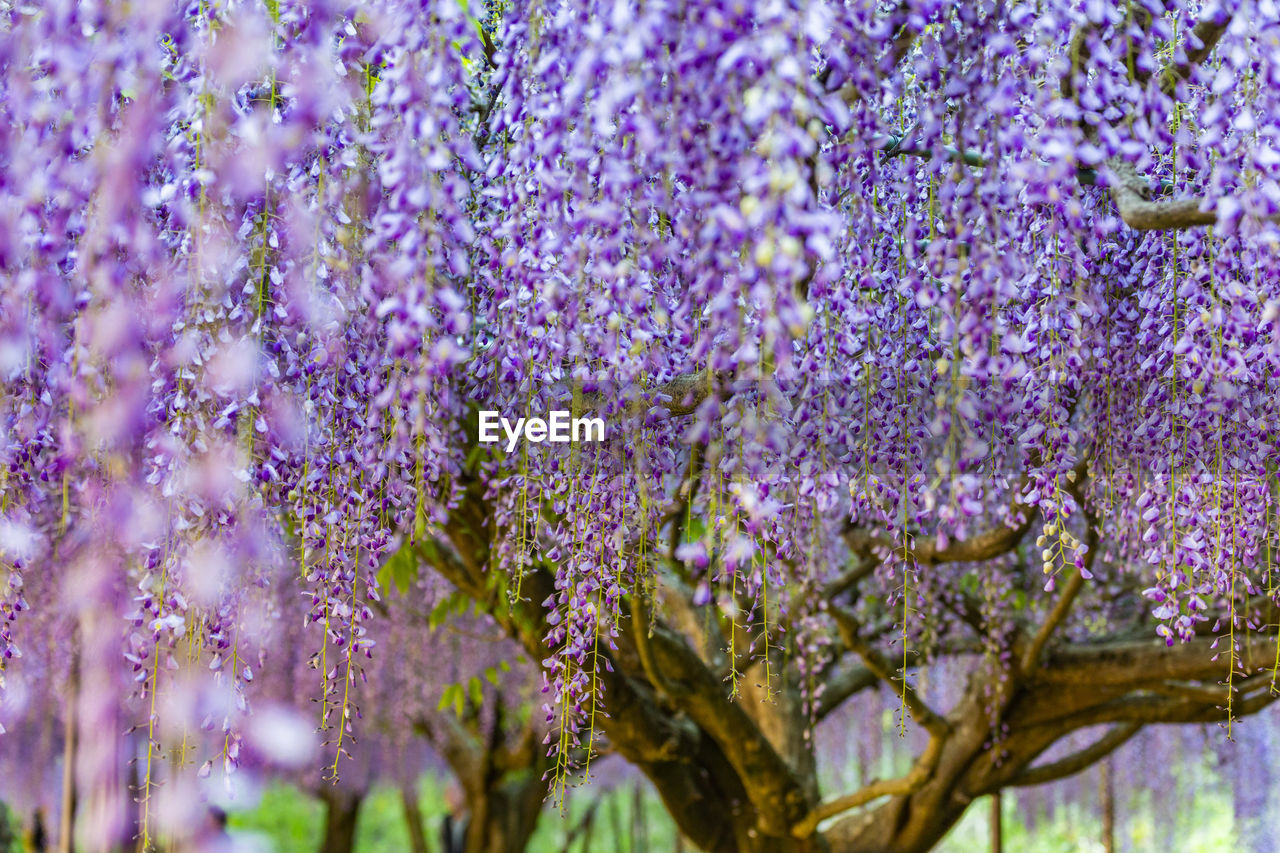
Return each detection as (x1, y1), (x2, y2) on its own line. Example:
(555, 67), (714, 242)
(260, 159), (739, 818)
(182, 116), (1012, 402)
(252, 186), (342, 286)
(223, 775), (685, 853)
(376, 544), (419, 596)
(0, 801), (19, 853)
(225, 782), (324, 850)
(426, 590), (471, 631)
(351, 786), (416, 853)
(438, 682), (466, 718)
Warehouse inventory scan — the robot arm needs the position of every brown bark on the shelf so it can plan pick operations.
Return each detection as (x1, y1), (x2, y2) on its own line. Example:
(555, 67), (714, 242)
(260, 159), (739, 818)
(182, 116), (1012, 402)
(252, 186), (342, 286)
(418, 448), (1276, 853)
(418, 472), (823, 853)
(318, 789), (362, 853)
(458, 766), (545, 853)
(989, 792), (1002, 853)
(400, 786), (429, 853)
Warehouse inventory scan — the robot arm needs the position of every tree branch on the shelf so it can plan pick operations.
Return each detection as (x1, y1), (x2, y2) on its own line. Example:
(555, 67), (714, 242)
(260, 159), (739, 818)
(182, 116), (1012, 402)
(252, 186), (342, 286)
(1007, 723), (1139, 788)
(1034, 633), (1278, 687)
(814, 661), (877, 720)
(1021, 509), (1099, 673)
(631, 617), (816, 836)
(1045, 685), (1275, 729)
(850, 504), (1035, 571)
(824, 548), (880, 600)
(1158, 11), (1233, 98)
(792, 733), (944, 838)
(830, 607), (949, 736)
(575, 370), (726, 420)
(1105, 157), (1223, 230)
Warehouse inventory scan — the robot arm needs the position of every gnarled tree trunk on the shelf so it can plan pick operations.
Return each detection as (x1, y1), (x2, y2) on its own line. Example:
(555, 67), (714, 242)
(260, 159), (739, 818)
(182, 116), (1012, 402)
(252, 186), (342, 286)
(420, 451), (1278, 853)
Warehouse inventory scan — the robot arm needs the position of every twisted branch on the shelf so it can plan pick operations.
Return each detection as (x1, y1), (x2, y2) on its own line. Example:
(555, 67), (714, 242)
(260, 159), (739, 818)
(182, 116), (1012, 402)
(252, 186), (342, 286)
(1007, 723), (1140, 788)
(793, 733), (944, 838)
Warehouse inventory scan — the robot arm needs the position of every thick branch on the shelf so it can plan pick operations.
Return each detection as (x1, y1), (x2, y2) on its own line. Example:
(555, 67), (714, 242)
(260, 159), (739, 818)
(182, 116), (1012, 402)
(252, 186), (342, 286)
(851, 507), (1035, 571)
(823, 549), (880, 600)
(1042, 685), (1275, 729)
(1034, 633), (1278, 687)
(1007, 723), (1139, 788)
(814, 661), (877, 720)
(634, 618), (816, 835)
(1105, 158), (1221, 230)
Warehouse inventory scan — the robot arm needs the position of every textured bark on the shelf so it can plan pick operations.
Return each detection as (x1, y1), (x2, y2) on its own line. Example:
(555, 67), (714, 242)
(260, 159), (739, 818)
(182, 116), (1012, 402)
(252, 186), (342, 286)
(418, 696), (548, 853)
(421, 451), (1276, 853)
(420, 473), (824, 853)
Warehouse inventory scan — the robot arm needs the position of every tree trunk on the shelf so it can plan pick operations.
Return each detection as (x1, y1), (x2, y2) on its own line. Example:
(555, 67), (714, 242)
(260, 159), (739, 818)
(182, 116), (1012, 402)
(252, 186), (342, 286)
(823, 687), (1017, 853)
(27, 807), (49, 852)
(400, 786), (429, 853)
(632, 782), (647, 852)
(424, 457), (1280, 853)
(989, 792), (1002, 853)
(461, 768), (546, 853)
(1100, 759), (1114, 853)
(318, 790), (363, 853)
(58, 647), (78, 853)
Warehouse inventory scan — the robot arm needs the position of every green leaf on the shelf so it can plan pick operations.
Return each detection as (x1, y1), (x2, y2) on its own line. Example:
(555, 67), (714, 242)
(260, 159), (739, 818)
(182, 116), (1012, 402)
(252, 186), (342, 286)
(438, 683), (462, 717)
(453, 0), (486, 41)
(376, 543), (418, 595)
